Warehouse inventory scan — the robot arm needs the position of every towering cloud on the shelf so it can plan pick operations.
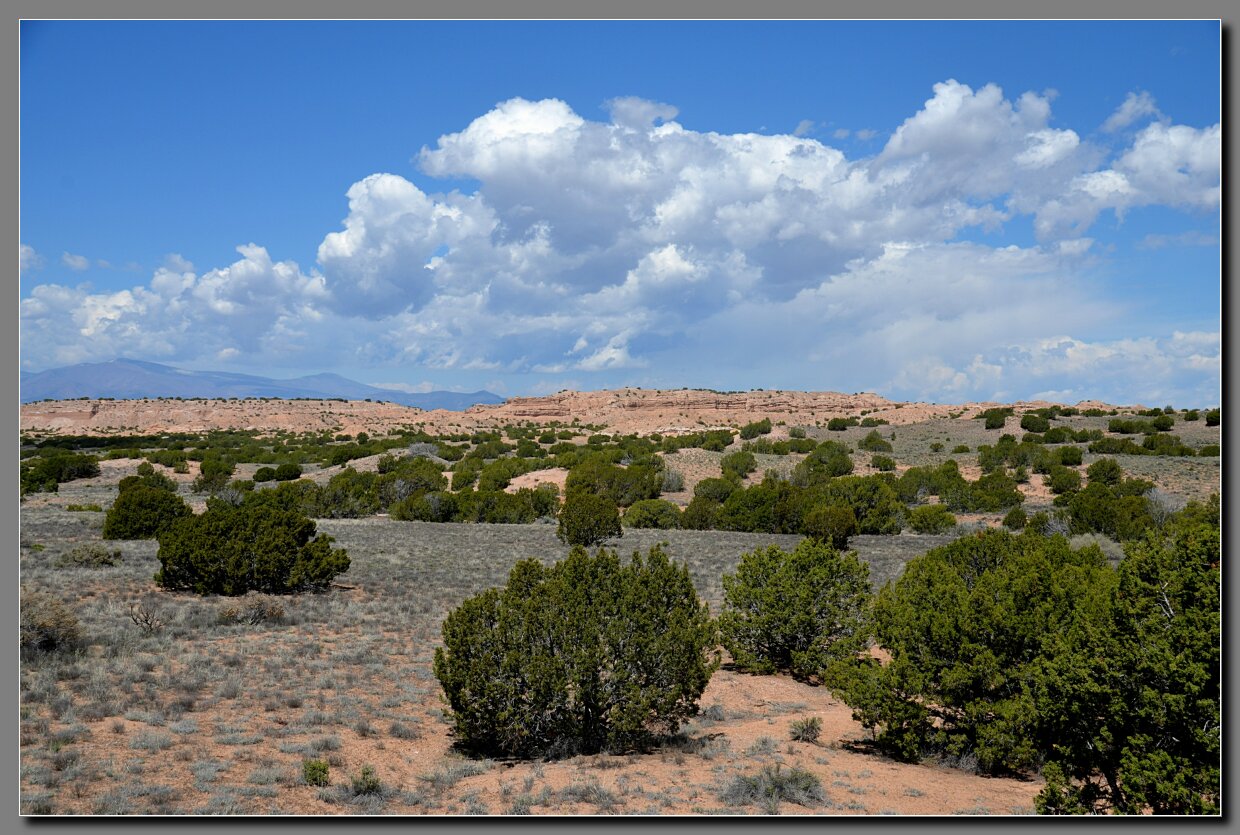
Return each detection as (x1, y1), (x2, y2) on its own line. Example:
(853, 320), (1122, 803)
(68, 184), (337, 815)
(20, 81), (1220, 404)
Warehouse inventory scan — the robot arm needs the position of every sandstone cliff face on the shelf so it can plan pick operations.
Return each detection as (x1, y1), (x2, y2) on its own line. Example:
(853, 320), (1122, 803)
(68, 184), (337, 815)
(465, 388), (906, 432)
(20, 389), (1125, 437)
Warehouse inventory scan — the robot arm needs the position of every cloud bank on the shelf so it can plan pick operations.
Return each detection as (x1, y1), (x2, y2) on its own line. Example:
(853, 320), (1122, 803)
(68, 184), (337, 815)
(21, 80), (1221, 404)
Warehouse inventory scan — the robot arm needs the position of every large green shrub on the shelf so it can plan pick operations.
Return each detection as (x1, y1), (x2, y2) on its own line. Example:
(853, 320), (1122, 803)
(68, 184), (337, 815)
(1089, 437), (1149, 456)
(622, 499), (682, 530)
(821, 476), (903, 534)
(716, 483), (781, 533)
(681, 496), (721, 530)
(801, 505), (858, 549)
(790, 441), (853, 487)
(1056, 445), (1084, 467)
(1002, 507), (1028, 530)
(858, 430), (893, 453)
(739, 418), (773, 440)
(565, 458), (662, 507)
(1063, 482), (1156, 542)
(1035, 503), (1219, 813)
(870, 454), (896, 472)
(192, 456), (236, 493)
(389, 490), (459, 522)
(1046, 465), (1082, 495)
(693, 477), (738, 503)
(274, 462), (303, 481)
(719, 539), (871, 680)
(433, 545), (718, 758)
(827, 529), (1114, 773)
(980, 408), (1012, 430)
(20, 452), (100, 495)
(959, 471), (1024, 512)
(103, 484), (192, 540)
(556, 492), (622, 547)
(905, 503), (956, 534)
(721, 450), (758, 481)
(117, 466), (179, 495)
(1020, 414), (1051, 433)
(154, 498), (349, 595)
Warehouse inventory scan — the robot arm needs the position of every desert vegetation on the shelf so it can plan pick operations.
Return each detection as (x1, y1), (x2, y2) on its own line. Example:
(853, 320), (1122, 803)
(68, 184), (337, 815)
(18, 398), (1220, 815)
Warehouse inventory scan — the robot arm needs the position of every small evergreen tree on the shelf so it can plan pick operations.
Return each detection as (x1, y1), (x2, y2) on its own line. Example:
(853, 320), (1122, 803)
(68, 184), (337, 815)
(192, 456), (236, 493)
(790, 442), (854, 487)
(433, 545), (718, 757)
(1002, 507), (1028, 530)
(556, 492), (622, 547)
(1046, 465), (1083, 495)
(1085, 458), (1123, 487)
(103, 484), (192, 540)
(694, 477), (738, 503)
(274, 462), (303, 481)
(1056, 445), (1084, 467)
(1020, 414), (1051, 433)
(821, 476), (903, 534)
(858, 430), (893, 453)
(1035, 502), (1219, 813)
(721, 450), (758, 481)
(739, 418), (773, 440)
(801, 505), (858, 549)
(154, 498), (349, 595)
(719, 539), (871, 680)
(905, 504), (956, 534)
(622, 499), (682, 529)
(827, 529), (1114, 773)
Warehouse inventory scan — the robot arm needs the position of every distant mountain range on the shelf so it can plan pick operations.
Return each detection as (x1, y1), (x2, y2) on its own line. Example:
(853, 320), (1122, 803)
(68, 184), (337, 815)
(19, 359), (505, 412)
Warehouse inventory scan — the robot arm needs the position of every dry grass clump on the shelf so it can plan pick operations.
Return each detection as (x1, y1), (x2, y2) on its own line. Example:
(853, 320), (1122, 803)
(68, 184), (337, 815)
(789, 716), (823, 743)
(56, 543), (122, 568)
(217, 595), (286, 626)
(720, 764), (827, 813)
(21, 591), (83, 654)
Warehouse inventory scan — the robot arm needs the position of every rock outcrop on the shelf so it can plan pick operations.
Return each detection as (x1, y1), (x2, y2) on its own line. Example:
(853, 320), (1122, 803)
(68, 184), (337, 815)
(20, 388), (1128, 437)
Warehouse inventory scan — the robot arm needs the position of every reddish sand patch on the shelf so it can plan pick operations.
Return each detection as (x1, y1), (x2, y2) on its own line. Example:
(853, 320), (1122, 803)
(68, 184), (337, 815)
(505, 468), (569, 495)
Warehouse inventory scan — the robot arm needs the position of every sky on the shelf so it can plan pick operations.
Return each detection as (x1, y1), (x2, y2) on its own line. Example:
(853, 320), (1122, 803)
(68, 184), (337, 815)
(19, 20), (1221, 405)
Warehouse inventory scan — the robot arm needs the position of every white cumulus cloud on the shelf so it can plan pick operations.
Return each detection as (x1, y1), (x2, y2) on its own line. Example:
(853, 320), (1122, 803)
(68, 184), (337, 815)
(22, 245), (333, 368)
(18, 81), (1221, 406)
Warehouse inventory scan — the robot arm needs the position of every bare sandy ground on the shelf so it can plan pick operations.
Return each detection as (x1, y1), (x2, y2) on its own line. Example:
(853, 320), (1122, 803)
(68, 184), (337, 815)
(505, 468), (570, 495)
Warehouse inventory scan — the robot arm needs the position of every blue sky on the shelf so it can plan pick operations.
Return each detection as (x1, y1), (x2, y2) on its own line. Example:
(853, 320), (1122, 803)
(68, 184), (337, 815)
(20, 20), (1221, 405)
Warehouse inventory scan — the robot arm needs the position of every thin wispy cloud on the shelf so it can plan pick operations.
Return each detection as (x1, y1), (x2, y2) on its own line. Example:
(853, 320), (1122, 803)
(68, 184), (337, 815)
(1137, 230), (1217, 250)
(61, 252), (90, 271)
(19, 244), (43, 276)
(1102, 90), (1165, 133)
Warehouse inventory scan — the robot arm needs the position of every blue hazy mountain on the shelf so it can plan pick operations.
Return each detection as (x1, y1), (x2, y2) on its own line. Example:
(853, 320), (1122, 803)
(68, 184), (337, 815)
(19, 359), (504, 412)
